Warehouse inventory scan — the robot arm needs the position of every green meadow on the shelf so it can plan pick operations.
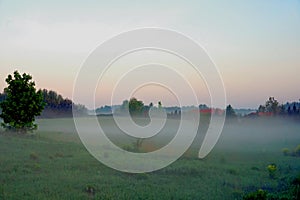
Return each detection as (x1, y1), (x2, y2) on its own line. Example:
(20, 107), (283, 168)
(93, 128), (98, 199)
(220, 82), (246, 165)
(0, 117), (300, 199)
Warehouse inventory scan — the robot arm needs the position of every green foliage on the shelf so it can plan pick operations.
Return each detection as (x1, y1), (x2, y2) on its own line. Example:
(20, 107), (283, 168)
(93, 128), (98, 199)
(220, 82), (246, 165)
(243, 189), (268, 200)
(41, 89), (87, 117)
(133, 138), (144, 152)
(0, 71), (45, 133)
(282, 145), (300, 157)
(243, 174), (300, 200)
(1, 117), (300, 199)
(84, 185), (96, 196)
(282, 148), (290, 156)
(294, 145), (300, 157)
(128, 97), (144, 116)
(29, 152), (39, 161)
(122, 138), (144, 152)
(267, 164), (277, 179)
(265, 97), (279, 114)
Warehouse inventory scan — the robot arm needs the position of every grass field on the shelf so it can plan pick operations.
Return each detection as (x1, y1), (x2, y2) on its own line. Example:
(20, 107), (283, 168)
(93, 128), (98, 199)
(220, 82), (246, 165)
(0, 117), (300, 199)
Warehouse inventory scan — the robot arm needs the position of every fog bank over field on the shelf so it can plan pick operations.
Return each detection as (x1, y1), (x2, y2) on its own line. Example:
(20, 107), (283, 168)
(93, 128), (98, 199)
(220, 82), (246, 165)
(37, 116), (300, 158)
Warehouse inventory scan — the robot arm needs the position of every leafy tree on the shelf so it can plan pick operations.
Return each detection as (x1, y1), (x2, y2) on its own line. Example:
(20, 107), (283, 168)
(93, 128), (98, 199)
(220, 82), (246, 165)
(129, 98), (144, 115)
(293, 103), (297, 114)
(0, 71), (45, 133)
(258, 105), (266, 113)
(199, 104), (209, 110)
(265, 97), (279, 114)
(40, 89), (86, 117)
(158, 101), (162, 109)
(226, 104), (237, 117)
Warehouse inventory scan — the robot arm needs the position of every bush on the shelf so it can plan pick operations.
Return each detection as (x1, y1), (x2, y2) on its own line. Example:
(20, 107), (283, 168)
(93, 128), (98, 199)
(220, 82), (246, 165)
(281, 148), (290, 156)
(54, 152), (64, 158)
(227, 168), (238, 175)
(243, 173), (300, 200)
(282, 145), (300, 157)
(267, 164), (277, 179)
(29, 152), (39, 161)
(294, 145), (300, 157)
(243, 189), (267, 200)
(84, 185), (96, 196)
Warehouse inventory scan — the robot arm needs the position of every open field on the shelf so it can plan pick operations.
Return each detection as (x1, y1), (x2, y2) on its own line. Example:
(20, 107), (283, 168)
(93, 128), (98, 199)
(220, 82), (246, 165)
(0, 117), (300, 199)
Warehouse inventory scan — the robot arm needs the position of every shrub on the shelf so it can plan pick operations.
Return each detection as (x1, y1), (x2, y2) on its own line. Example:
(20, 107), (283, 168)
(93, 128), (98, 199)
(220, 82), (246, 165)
(32, 163), (41, 171)
(281, 148), (290, 156)
(54, 152), (64, 158)
(85, 185), (95, 196)
(294, 145), (300, 157)
(29, 152), (39, 161)
(243, 189), (267, 200)
(251, 166), (260, 171)
(227, 168), (238, 175)
(134, 173), (149, 180)
(267, 164), (277, 179)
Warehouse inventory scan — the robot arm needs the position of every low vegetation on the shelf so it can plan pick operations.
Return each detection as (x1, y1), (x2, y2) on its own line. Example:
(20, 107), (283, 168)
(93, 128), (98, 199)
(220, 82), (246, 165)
(281, 144), (300, 157)
(0, 117), (299, 199)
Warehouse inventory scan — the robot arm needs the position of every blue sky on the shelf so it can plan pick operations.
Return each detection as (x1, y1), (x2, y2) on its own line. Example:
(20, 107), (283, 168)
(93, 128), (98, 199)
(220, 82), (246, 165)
(0, 0), (299, 108)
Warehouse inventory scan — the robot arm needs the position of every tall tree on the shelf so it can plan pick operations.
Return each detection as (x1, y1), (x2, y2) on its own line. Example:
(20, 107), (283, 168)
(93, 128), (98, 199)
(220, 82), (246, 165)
(293, 103), (297, 114)
(226, 104), (237, 117)
(0, 71), (45, 133)
(265, 97), (280, 115)
(129, 98), (144, 115)
(258, 105), (266, 113)
(158, 101), (162, 109)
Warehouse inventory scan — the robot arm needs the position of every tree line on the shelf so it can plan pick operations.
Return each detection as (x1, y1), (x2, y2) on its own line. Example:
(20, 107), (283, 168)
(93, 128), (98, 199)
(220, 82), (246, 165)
(0, 88), (87, 118)
(0, 70), (298, 133)
(40, 89), (87, 118)
(116, 98), (163, 117)
(257, 97), (300, 117)
(0, 71), (87, 133)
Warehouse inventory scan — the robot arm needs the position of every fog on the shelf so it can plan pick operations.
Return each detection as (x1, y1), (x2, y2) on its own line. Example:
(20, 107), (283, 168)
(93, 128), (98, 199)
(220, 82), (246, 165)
(36, 115), (300, 172)
(37, 116), (300, 154)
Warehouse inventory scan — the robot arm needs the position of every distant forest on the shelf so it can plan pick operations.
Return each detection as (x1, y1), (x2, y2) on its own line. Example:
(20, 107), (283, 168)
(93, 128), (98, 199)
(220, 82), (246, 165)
(0, 89), (87, 118)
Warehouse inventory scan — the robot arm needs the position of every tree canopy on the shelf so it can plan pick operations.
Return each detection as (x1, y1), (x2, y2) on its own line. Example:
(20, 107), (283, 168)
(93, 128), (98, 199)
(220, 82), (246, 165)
(0, 71), (45, 132)
(40, 89), (87, 117)
(226, 104), (237, 118)
(129, 98), (144, 116)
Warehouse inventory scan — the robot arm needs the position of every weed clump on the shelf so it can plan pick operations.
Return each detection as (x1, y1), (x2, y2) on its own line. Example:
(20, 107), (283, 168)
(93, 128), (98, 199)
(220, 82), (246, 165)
(251, 166), (260, 171)
(267, 164), (277, 179)
(84, 185), (95, 196)
(227, 168), (238, 175)
(54, 152), (64, 158)
(282, 144), (300, 157)
(243, 189), (267, 200)
(29, 152), (39, 161)
(281, 148), (290, 156)
(294, 145), (300, 157)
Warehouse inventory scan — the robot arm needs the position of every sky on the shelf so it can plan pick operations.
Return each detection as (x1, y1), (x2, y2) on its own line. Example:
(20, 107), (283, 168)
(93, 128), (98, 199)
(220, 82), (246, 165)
(0, 0), (299, 109)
